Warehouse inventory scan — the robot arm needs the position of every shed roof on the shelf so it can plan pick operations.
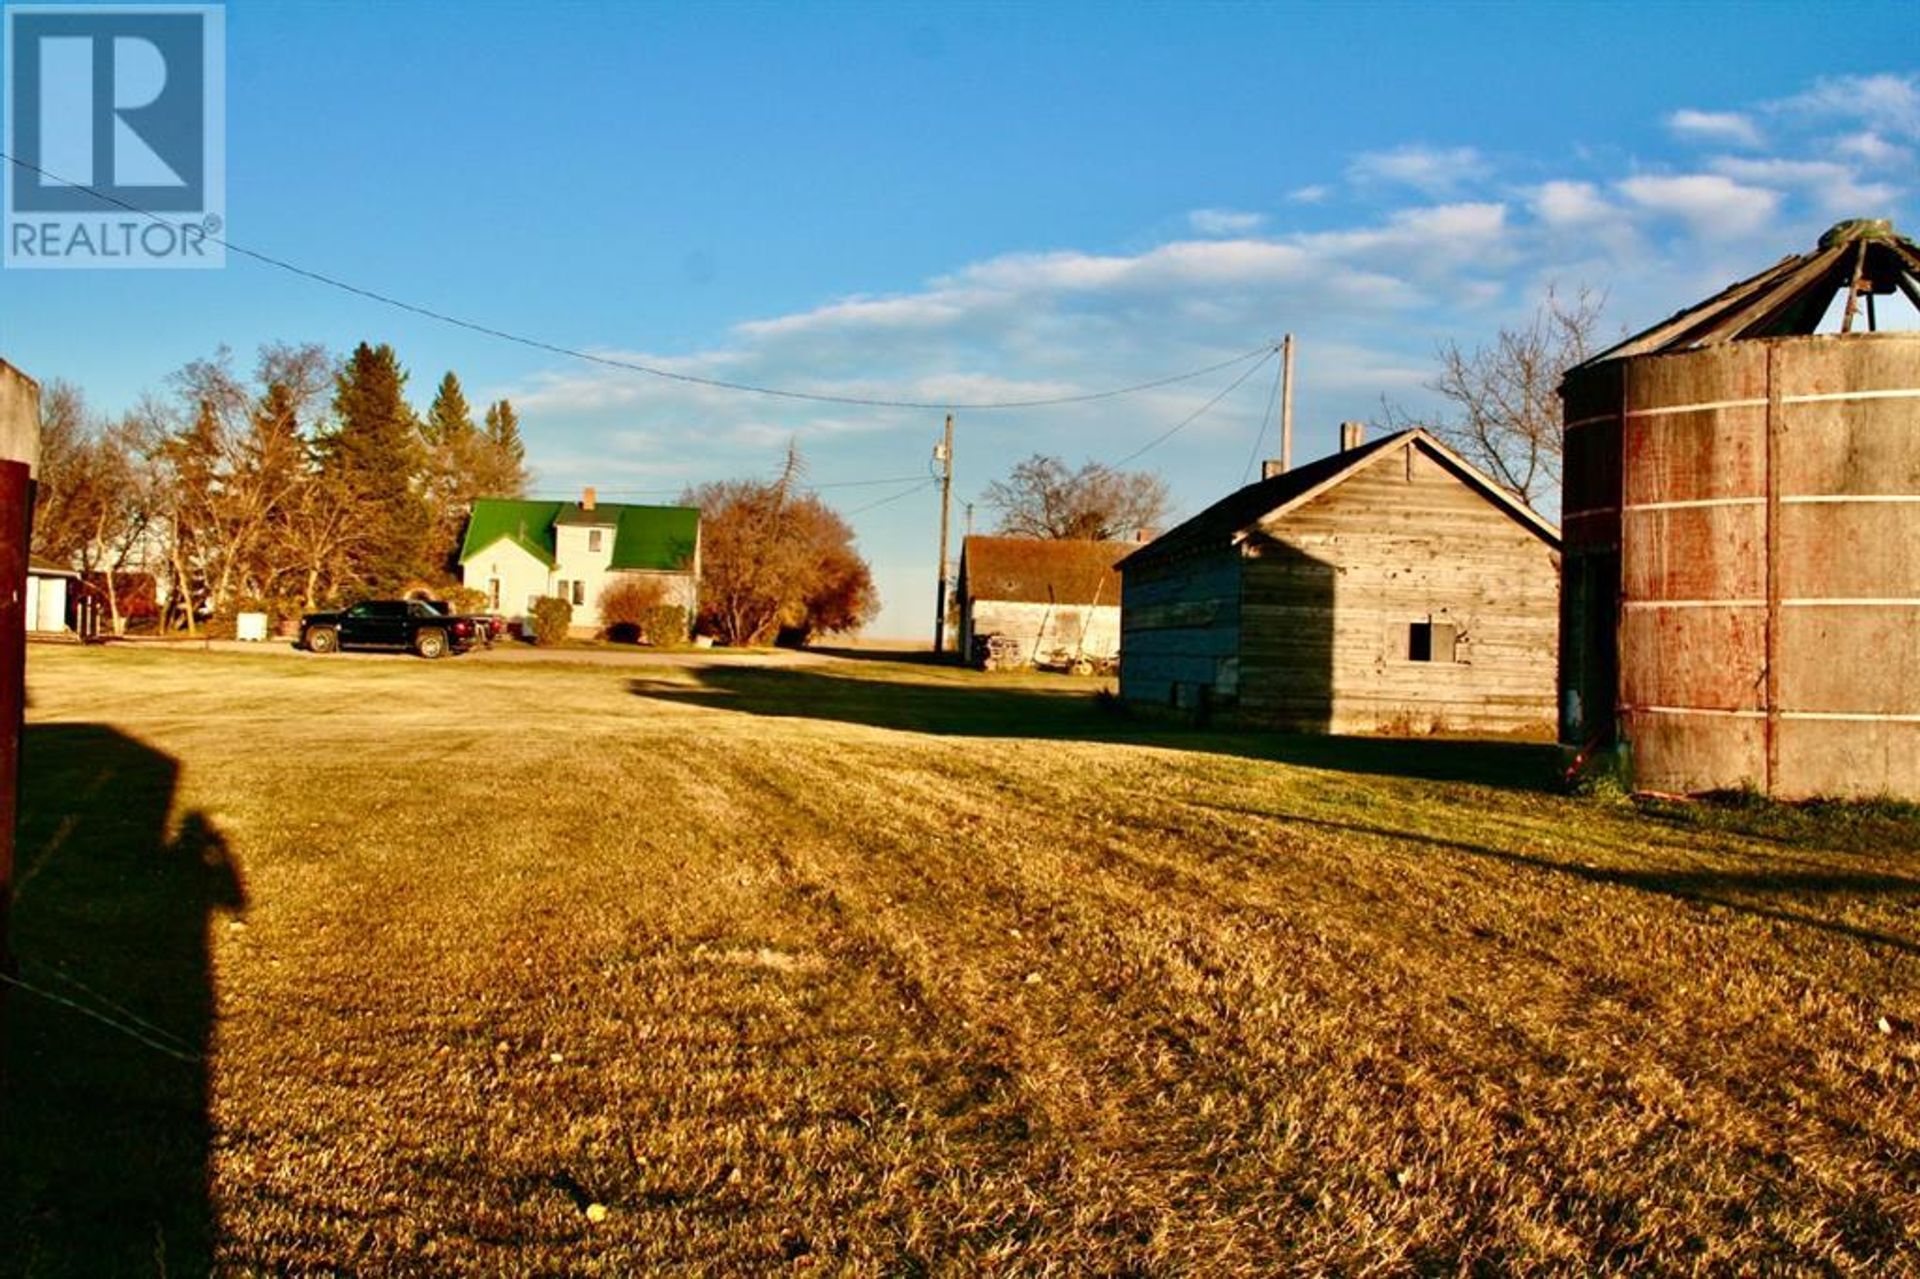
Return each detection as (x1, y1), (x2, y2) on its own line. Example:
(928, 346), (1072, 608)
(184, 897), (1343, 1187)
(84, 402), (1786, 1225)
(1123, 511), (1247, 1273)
(460, 499), (699, 572)
(1120, 429), (1559, 572)
(1575, 219), (1920, 369)
(961, 536), (1129, 607)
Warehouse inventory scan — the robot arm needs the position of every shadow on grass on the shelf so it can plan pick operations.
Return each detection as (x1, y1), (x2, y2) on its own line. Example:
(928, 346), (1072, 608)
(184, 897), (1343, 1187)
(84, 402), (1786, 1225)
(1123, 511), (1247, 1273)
(801, 644), (949, 667)
(2, 725), (244, 1277)
(628, 665), (1561, 792)
(1256, 809), (1920, 957)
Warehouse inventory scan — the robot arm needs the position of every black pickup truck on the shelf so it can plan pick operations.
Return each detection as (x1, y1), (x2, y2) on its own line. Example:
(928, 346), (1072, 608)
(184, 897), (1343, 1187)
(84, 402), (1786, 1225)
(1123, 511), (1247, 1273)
(299, 599), (485, 659)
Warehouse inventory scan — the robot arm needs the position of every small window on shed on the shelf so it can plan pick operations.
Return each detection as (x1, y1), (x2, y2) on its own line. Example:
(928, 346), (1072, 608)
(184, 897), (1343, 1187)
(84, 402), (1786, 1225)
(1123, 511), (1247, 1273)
(1409, 620), (1457, 663)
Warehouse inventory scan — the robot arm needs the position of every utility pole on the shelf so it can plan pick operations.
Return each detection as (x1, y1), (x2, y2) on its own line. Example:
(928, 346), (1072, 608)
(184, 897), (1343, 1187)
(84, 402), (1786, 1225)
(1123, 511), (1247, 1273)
(932, 413), (954, 656)
(1280, 333), (1295, 474)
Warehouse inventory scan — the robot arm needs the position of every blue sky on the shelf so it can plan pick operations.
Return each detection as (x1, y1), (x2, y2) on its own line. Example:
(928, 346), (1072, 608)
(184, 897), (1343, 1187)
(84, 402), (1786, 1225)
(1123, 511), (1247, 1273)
(4, 1), (1916, 636)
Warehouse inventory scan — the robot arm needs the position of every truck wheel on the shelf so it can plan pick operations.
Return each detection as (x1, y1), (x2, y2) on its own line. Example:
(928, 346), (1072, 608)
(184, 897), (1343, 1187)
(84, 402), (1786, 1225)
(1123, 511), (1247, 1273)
(415, 628), (447, 659)
(306, 627), (338, 654)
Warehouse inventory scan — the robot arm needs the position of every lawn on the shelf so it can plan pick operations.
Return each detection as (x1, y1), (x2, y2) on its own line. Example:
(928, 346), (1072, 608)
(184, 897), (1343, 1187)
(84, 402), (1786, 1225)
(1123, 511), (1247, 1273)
(4, 645), (1918, 1274)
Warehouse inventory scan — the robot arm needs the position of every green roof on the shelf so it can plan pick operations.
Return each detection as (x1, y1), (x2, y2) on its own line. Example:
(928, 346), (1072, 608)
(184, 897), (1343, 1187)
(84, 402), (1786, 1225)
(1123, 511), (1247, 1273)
(609, 503), (700, 571)
(461, 499), (564, 567)
(460, 499), (699, 572)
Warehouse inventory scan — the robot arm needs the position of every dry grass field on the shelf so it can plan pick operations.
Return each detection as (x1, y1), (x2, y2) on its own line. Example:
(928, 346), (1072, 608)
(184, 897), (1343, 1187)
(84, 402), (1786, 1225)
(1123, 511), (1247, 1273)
(4, 644), (1918, 1275)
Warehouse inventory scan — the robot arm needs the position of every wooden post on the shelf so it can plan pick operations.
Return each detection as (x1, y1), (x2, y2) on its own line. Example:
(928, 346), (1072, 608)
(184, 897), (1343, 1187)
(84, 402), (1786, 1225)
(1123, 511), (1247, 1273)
(1280, 334), (1295, 474)
(932, 414), (954, 655)
(0, 361), (41, 1058)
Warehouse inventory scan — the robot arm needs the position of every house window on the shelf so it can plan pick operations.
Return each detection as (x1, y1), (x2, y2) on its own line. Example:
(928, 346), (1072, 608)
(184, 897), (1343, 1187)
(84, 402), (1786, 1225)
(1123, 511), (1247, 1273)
(554, 578), (567, 601)
(1409, 620), (1457, 663)
(487, 578), (500, 609)
(588, 529), (603, 552)
(571, 580), (586, 606)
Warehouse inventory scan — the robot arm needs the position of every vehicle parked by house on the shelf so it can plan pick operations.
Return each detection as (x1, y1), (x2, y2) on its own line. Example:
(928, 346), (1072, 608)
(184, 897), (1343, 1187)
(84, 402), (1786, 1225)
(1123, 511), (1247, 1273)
(299, 599), (485, 659)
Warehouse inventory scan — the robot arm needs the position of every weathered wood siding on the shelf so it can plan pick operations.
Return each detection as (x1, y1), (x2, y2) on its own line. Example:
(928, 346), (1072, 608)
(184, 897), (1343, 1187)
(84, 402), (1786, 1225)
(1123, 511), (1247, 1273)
(1242, 447), (1559, 734)
(966, 599), (1120, 665)
(1119, 549), (1243, 711)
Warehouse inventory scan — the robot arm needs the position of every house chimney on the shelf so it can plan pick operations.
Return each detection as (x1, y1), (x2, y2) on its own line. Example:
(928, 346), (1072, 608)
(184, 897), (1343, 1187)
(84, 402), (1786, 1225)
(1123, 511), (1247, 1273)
(1261, 459), (1286, 480)
(1341, 421), (1366, 451)
(582, 486), (596, 511)
(1134, 526), (1159, 544)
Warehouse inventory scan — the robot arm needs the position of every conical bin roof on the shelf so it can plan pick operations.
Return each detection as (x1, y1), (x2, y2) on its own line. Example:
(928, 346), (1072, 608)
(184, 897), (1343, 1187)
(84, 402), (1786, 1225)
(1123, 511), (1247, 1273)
(1573, 219), (1920, 371)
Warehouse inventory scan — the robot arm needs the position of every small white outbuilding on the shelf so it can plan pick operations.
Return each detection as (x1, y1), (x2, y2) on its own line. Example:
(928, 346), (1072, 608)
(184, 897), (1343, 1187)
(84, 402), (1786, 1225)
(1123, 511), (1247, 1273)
(26, 558), (77, 634)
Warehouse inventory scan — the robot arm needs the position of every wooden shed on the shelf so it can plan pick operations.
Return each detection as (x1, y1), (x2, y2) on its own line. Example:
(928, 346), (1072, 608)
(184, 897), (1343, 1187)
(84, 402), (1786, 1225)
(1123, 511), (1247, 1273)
(955, 536), (1130, 669)
(1119, 428), (1561, 733)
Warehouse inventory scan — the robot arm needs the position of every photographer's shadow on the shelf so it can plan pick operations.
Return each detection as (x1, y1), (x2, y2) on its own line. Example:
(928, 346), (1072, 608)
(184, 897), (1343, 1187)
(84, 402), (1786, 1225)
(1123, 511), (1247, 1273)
(3, 725), (244, 1277)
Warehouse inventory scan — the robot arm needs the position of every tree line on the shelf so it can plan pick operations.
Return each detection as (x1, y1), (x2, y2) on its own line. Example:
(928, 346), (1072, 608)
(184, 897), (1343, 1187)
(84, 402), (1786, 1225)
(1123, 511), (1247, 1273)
(33, 341), (528, 631)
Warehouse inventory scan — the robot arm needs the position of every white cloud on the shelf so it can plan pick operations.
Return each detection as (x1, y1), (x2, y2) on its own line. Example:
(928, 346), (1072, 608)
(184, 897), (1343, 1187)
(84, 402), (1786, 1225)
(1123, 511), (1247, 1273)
(735, 291), (980, 340)
(1707, 156), (1899, 217)
(1833, 129), (1913, 167)
(1298, 202), (1511, 266)
(951, 238), (1318, 293)
(1347, 145), (1491, 195)
(1666, 109), (1764, 148)
(1187, 208), (1267, 236)
(1530, 180), (1616, 229)
(1616, 173), (1780, 238)
(1287, 184), (1330, 205)
(1775, 73), (1920, 138)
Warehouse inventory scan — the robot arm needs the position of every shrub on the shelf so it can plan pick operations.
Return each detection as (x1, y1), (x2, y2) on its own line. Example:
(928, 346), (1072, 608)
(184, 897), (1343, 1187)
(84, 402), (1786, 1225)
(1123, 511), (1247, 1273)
(599, 577), (660, 642)
(599, 577), (685, 645)
(529, 595), (573, 646)
(442, 585), (492, 615)
(639, 603), (687, 645)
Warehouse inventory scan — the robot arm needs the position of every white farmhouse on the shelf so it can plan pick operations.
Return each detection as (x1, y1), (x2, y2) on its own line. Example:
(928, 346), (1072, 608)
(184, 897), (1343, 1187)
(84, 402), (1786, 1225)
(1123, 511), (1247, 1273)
(458, 488), (700, 635)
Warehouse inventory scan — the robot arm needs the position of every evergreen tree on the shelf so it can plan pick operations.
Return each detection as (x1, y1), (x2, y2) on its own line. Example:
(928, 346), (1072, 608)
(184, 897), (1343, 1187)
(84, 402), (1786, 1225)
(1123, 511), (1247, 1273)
(423, 371), (479, 573)
(424, 371), (475, 448)
(478, 399), (530, 498)
(319, 342), (430, 592)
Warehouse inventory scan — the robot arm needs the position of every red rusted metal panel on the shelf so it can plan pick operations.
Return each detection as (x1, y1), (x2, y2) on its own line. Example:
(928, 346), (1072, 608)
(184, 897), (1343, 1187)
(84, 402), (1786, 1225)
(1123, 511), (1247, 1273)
(0, 459), (27, 1025)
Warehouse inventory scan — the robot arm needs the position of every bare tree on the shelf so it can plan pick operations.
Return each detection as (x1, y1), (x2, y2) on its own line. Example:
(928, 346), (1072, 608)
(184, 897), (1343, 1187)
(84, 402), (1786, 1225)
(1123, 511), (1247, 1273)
(54, 417), (158, 632)
(145, 344), (337, 623)
(286, 469), (375, 612)
(26, 383), (163, 630)
(1381, 287), (1604, 507)
(982, 455), (1170, 540)
(29, 380), (93, 563)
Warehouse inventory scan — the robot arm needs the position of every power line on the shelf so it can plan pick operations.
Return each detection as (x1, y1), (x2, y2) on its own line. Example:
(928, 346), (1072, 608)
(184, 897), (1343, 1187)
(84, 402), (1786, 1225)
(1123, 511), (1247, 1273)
(1240, 349), (1288, 485)
(2, 151), (1273, 412)
(812, 474), (935, 490)
(526, 473), (931, 500)
(1110, 346), (1279, 468)
(845, 477), (937, 516)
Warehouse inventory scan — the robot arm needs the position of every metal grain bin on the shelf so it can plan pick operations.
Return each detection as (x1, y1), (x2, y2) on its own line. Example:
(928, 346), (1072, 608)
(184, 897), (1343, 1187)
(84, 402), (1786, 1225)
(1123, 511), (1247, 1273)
(1560, 220), (1920, 799)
